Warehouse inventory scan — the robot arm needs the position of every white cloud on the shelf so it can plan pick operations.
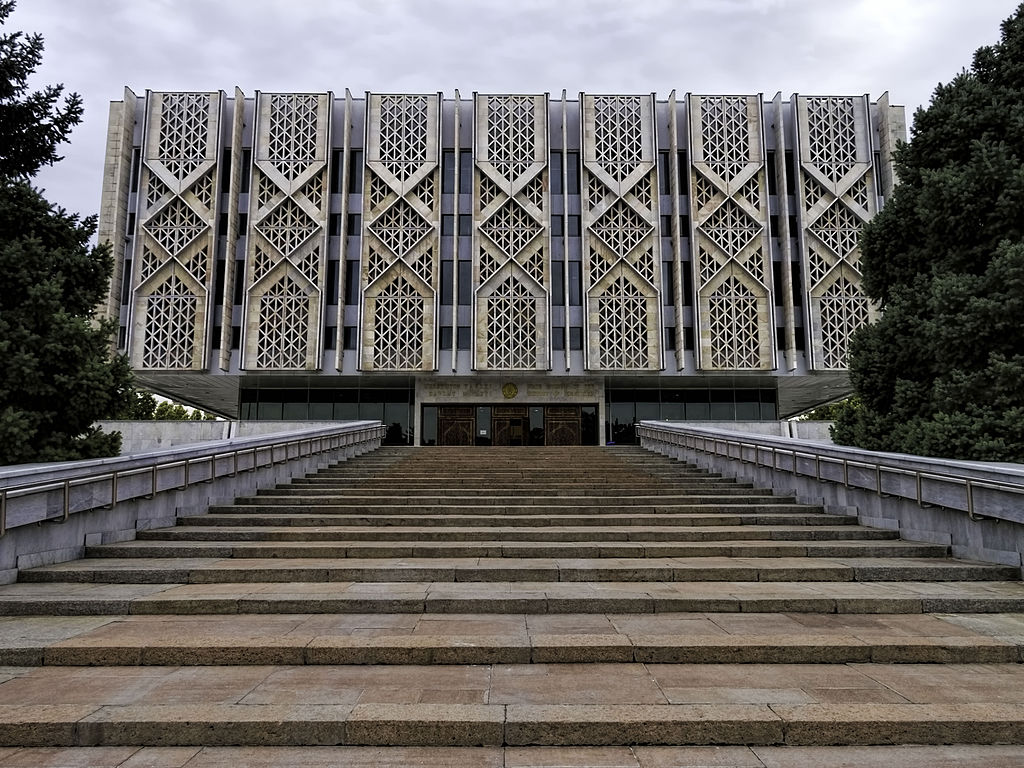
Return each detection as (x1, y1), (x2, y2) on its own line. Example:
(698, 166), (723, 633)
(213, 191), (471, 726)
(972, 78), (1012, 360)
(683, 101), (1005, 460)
(8, 0), (1019, 216)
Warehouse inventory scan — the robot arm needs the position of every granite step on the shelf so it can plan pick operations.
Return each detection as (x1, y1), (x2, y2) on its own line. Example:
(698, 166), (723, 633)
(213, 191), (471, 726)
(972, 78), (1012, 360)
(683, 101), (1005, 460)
(0, 662), (1022, 746)
(86, 539), (951, 560)
(1, 445), (1021, 752)
(133, 525), (903, 542)
(1, 746), (1022, 768)
(184, 512), (845, 528)
(21, 556), (1015, 585)
(1, 580), (1023, 615)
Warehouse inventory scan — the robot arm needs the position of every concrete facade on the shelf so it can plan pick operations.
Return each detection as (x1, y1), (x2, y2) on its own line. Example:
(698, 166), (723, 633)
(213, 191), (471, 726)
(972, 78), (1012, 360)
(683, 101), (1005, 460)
(99, 89), (905, 444)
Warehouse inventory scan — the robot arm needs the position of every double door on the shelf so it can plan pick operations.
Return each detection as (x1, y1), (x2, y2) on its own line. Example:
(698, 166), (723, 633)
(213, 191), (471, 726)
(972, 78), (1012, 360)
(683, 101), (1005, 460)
(436, 405), (584, 446)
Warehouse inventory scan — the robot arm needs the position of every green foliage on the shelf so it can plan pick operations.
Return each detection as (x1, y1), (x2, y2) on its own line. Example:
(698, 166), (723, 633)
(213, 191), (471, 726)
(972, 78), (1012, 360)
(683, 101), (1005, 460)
(0, 1), (130, 464)
(834, 5), (1024, 461)
(0, 1), (82, 179)
(151, 401), (217, 421)
(120, 388), (156, 420)
(798, 397), (861, 423)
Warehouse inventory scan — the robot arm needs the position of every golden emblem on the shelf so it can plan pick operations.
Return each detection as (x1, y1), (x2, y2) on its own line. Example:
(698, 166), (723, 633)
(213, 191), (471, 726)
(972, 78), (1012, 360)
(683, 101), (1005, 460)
(501, 382), (518, 399)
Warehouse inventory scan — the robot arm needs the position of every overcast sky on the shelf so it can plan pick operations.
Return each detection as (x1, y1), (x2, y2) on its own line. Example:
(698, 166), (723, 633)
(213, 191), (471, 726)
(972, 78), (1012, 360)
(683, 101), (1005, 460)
(9, 0), (1020, 218)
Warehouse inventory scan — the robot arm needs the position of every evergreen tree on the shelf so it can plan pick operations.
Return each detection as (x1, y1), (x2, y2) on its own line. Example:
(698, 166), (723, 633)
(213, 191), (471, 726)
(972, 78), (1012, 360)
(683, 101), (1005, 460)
(0, 1), (132, 464)
(833, 4), (1024, 462)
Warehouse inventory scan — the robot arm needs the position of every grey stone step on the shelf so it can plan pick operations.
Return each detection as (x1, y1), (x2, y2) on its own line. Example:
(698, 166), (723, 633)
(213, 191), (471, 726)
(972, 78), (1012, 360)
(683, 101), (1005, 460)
(21, 556), (1017, 585)
(2, 580), (1023, 615)
(1, 746), (1022, 768)
(135, 524), (901, 542)
(6, 631), (1020, 667)
(0, 694), (1021, 747)
(87, 539), (951, 560)
(188, 511), (843, 528)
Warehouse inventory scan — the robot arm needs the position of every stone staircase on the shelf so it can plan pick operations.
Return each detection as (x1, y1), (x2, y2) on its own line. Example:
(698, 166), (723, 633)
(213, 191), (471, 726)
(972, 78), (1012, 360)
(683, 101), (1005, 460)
(0, 445), (1023, 767)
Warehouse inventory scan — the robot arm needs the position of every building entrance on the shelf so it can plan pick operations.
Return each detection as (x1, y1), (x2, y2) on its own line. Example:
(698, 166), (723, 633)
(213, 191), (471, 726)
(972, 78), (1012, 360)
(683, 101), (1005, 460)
(427, 404), (598, 446)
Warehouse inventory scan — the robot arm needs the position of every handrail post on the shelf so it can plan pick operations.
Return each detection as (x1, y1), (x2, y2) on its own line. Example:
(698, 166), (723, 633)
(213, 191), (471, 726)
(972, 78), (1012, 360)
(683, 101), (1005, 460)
(62, 479), (71, 522)
(108, 472), (118, 510)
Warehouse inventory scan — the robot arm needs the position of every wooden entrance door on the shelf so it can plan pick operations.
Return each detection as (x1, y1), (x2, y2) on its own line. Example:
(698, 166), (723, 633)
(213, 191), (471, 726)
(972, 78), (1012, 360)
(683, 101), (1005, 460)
(492, 407), (528, 446)
(438, 407), (475, 446)
(545, 406), (581, 445)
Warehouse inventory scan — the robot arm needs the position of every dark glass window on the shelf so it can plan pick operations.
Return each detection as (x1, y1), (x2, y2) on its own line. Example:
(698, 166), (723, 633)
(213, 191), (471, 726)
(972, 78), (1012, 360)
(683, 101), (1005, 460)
(442, 150), (455, 193)
(129, 148), (140, 192)
(784, 151), (796, 195)
(330, 149), (343, 194)
(552, 326), (565, 350)
(327, 260), (339, 304)
(440, 260), (454, 305)
(219, 148), (231, 193)
(440, 326), (453, 349)
(233, 261), (245, 305)
(237, 213), (247, 236)
(345, 261), (360, 305)
(231, 325), (241, 349)
(240, 149), (252, 193)
(348, 149), (363, 193)
(662, 260), (674, 306)
(347, 214), (361, 234)
(566, 152), (580, 193)
(681, 260), (693, 306)
(458, 214), (472, 236)
(567, 215), (581, 237)
(125, 213), (136, 237)
(457, 326), (471, 350)
(665, 327), (676, 349)
(329, 213), (342, 237)
(660, 215), (673, 235)
(568, 262), (582, 306)
(324, 326), (337, 350)
(343, 326), (357, 349)
(214, 259), (226, 303)
(552, 260), (565, 304)
(217, 213), (228, 236)
(569, 327), (583, 350)
(457, 261), (472, 305)
(550, 151), (563, 194)
(459, 149), (472, 192)
(766, 150), (778, 195)
(551, 215), (564, 237)
(657, 151), (670, 194)
(121, 261), (132, 305)
(441, 215), (454, 236)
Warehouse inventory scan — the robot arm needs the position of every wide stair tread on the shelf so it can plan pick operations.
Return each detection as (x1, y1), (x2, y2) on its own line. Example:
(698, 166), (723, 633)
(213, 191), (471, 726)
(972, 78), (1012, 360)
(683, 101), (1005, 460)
(0, 444), (1021, 752)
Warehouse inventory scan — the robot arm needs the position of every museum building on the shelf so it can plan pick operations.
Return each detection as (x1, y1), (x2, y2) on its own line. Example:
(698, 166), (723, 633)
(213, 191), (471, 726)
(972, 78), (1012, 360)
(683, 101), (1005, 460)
(98, 89), (906, 445)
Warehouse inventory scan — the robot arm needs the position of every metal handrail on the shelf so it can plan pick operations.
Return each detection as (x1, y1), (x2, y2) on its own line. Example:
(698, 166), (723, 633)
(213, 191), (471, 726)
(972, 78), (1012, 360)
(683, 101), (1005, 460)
(0, 423), (387, 537)
(637, 423), (1024, 523)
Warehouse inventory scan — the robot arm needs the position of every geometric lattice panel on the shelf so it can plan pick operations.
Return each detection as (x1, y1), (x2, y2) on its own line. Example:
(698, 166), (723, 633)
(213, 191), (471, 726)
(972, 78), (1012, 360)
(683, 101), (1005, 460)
(474, 93), (549, 371)
(371, 275), (425, 370)
(689, 94), (772, 371)
(243, 92), (330, 371)
(707, 276), (760, 369)
(130, 91), (220, 372)
(806, 97), (858, 184)
(796, 95), (875, 370)
(256, 276), (309, 370)
(485, 276), (538, 370)
(362, 93), (440, 371)
(699, 96), (749, 183)
(817, 276), (870, 369)
(582, 93), (660, 370)
(141, 275), (197, 369)
(597, 275), (650, 369)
